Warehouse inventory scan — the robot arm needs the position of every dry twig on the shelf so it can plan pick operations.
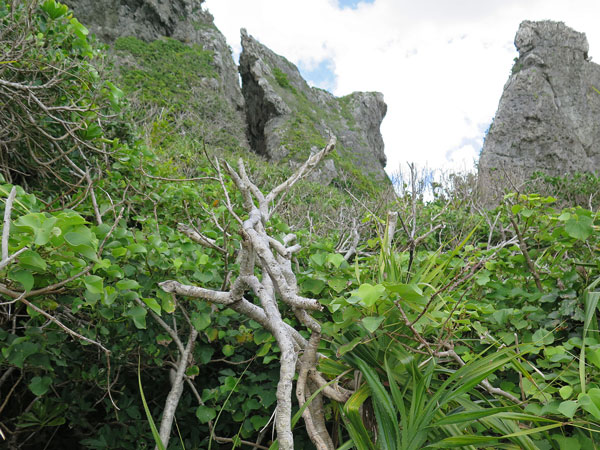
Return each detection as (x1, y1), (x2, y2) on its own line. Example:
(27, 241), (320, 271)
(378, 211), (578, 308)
(159, 137), (348, 450)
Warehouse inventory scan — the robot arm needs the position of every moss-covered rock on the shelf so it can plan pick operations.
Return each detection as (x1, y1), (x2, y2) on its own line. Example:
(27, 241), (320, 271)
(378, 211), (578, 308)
(239, 29), (389, 193)
(64, 0), (249, 151)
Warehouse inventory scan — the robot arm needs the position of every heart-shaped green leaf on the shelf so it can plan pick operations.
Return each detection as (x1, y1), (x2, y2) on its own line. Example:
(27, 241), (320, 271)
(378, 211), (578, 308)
(354, 283), (385, 307)
(29, 376), (52, 396)
(361, 316), (385, 333)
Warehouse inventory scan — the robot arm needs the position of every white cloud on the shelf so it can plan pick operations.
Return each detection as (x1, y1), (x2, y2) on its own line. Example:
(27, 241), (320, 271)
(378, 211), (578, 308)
(203, 0), (600, 176)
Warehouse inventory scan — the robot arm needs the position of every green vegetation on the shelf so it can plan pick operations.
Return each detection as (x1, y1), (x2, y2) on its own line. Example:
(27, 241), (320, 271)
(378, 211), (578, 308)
(273, 66), (295, 92)
(281, 112), (328, 157)
(114, 36), (215, 108)
(267, 63), (386, 199)
(0, 0), (122, 193)
(191, 19), (217, 32)
(113, 34), (247, 156)
(330, 146), (381, 196)
(306, 190), (600, 448)
(2, 1), (600, 449)
(511, 56), (522, 74)
(339, 94), (358, 131)
(529, 171), (600, 208)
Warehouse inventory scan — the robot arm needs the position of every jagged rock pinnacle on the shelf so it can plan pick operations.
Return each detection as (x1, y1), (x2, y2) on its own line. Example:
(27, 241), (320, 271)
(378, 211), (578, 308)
(479, 20), (600, 200)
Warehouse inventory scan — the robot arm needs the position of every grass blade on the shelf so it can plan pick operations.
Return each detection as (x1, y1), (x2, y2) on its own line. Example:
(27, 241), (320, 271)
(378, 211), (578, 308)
(426, 435), (499, 448)
(138, 356), (166, 450)
(291, 373), (341, 427)
(342, 384), (377, 450)
(353, 356), (399, 450)
(501, 422), (565, 438)
(432, 407), (514, 426)
(580, 276), (600, 394)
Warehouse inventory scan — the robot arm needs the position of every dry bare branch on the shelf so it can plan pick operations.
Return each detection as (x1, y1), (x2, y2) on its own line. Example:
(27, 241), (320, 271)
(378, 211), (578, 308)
(177, 222), (226, 254)
(159, 137), (345, 450)
(1, 186), (17, 263)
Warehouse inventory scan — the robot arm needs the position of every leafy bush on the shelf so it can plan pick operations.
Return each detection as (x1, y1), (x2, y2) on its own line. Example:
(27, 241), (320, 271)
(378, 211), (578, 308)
(528, 171), (600, 209)
(2, 1), (600, 449)
(309, 193), (600, 448)
(0, 0), (122, 194)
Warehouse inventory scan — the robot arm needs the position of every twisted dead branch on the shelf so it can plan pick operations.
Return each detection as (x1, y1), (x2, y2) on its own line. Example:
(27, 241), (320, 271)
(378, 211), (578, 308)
(160, 137), (351, 450)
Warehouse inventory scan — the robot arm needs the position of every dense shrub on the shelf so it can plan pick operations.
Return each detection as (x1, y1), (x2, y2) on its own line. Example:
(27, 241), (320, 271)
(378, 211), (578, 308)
(0, 0), (122, 197)
(1, 1), (600, 449)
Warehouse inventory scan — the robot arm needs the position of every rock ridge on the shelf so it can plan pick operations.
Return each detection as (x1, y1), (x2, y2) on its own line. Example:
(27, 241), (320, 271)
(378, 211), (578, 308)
(65, 0), (247, 144)
(239, 29), (388, 185)
(65, 0), (389, 189)
(479, 20), (600, 198)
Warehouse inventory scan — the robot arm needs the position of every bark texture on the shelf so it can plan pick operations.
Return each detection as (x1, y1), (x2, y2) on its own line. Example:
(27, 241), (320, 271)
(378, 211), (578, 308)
(160, 137), (351, 450)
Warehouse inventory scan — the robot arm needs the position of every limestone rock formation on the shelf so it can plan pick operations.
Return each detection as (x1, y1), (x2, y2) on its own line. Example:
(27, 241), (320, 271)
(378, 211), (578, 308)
(65, 0), (248, 148)
(239, 29), (388, 185)
(479, 20), (600, 198)
(65, 1), (389, 189)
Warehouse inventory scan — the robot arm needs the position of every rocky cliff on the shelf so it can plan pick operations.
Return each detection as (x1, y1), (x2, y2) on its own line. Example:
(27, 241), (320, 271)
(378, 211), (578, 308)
(65, 0), (389, 190)
(239, 30), (388, 185)
(66, 0), (249, 153)
(478, 20), (600, 197)
(67, 0), (245, 117)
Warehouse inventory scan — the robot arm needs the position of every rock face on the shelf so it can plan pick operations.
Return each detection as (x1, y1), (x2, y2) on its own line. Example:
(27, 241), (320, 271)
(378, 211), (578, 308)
(66, 1), (389, 188)
(479, 20), (600, 198)
(239, 29), (388, 185)
(65, 0), (248, 146)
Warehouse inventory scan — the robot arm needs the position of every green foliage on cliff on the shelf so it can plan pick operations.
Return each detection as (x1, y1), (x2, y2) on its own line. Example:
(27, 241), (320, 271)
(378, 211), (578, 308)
(338, 94), (358, 131)
(113, 34), (250, 157)
(273, 66), (296, 92)
(114, 36), (216, 108)
(266, 64), (387, 197)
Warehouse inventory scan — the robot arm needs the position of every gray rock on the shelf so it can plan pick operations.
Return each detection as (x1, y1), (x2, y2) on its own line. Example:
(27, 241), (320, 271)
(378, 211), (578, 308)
(479, 20), (600, 199)
(66, 1), (389, 190)
(340, 91), (387, 168)
(65, 0), (195, 43)
(65, 0), (248, 147)
(239, 30), (389, 185)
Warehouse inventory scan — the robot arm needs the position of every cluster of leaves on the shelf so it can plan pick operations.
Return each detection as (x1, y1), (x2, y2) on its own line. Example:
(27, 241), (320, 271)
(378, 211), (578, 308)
(2, 1), (600, 449)
(0, 0), (123, 194)
(471, 196), (600, 424)
(527, 171), (600, 209)
(300, 192), (600, 449)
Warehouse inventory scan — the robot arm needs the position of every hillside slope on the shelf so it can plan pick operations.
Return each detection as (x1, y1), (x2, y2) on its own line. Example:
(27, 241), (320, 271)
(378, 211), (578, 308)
(66, 0), (390, 194)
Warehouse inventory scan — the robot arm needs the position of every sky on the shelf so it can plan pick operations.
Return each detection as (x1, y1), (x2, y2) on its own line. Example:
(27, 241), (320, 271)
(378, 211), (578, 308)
(203, 0), (600, 177)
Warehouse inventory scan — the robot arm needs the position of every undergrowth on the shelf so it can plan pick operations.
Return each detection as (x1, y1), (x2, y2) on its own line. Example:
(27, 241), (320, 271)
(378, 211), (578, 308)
(2, 2), (600, 449)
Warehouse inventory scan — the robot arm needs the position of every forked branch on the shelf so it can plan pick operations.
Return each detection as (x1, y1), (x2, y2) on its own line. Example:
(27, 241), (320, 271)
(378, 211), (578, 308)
(160, 137), (346, 450)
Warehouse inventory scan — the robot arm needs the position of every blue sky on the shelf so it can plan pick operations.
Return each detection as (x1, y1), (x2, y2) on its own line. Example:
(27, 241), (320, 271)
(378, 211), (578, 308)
(205, 0), (600, 175)
(338, 0), (374, 9)
(298, 59), (337, 92)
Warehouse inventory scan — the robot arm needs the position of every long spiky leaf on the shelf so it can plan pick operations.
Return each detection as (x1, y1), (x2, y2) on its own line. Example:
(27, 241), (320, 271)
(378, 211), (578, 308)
(342, 385), (377, 450)
(580, 276), (600, 394)
(354, 356), (399, 450)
